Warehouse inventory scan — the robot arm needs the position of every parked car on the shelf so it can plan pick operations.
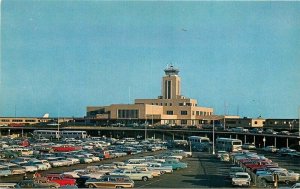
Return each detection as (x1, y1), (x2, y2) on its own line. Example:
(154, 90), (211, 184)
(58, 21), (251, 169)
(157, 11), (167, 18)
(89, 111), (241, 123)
(242, 143), (256, 150)
(232, 172), (251, 187)
(147, 163), (173, 174)
(279, 131), (290, 135)
(85, 175), (134, 188)
(264, 129), (278, 135)
(259, 170), (300, 184)
(0, 165), (12, 177)
(277, 148), (296, 156)
(249, 128), (263, 134)
(1, 163), (26, 175)
(46, 174), (77, 186)
(263, 146), (278, 153)
(0, 183), (20, 188)
(18, 179), (60, 188)
(162, 160), (187, 170)
(109, 169), (153, 181)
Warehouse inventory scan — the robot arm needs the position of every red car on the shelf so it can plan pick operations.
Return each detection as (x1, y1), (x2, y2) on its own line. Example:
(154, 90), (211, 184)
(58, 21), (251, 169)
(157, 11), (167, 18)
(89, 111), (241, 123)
(46, 174), (77, 186)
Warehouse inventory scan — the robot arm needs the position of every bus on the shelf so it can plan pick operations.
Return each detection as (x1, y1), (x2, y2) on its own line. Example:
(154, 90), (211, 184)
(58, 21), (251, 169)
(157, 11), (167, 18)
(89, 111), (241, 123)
(33, 130), (60, 140)
(216, 137), (242, 152)
(61, 131), (88, 139)
(33, 130), (87, 140)
(187, 136), (210, 145)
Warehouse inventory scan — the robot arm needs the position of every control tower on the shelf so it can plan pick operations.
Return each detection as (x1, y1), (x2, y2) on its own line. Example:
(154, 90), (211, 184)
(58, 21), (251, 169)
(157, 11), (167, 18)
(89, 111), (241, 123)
(162, 65), (181, 99)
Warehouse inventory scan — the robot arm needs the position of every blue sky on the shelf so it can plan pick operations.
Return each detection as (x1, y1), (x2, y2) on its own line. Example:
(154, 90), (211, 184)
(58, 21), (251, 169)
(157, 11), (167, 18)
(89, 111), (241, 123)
(1, 1), (300, 118)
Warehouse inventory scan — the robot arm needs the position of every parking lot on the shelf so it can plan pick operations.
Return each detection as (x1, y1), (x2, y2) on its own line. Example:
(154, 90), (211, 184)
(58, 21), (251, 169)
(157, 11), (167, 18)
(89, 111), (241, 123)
(1, 151), (233, 188)
(135, 152), (232, 188)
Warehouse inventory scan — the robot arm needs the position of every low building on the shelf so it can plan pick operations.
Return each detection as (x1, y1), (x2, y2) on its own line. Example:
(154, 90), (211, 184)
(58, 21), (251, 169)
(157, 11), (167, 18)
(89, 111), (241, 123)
(264, 119), (299, 131)
(224, 117), (265, 128)
(86, 65), (215, 127)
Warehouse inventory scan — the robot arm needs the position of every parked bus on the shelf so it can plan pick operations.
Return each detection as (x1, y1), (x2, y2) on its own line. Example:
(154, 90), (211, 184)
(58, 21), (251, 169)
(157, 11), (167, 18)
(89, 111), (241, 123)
(216, 137), (242, 152)
(61, 131), (87, 139)
(33, 130), (60, 140)
(187, 136), (210, 145)
(33, 130), (87, 139)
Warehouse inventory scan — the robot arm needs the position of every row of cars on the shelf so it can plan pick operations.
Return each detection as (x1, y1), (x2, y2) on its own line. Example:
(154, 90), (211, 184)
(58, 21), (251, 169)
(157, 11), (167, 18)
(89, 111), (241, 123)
(1, 150), (189, 188)
(215, 151), (252, 187)
(0, 136), (168, 177)
(215, 148), (300, 188)
(228, 128), (300, 136)
(68, 150), (189, 188)
(230, 150), (300, 187)
(262, 146), (300, 158)
(0, 136), (190, 188)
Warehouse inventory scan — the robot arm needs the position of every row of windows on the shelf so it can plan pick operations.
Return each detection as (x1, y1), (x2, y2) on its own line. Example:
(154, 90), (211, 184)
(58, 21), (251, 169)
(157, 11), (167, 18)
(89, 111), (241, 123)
(1, 119), (40, 122)
(152, 102), (173, 106)
(12, 120), (23, 122)
(118, 110), (139, 119)
(165, 110), (212, 116)
(269, 121), (298, 125)
(150, 102), (198, 107)
(195, 111), (211, 116)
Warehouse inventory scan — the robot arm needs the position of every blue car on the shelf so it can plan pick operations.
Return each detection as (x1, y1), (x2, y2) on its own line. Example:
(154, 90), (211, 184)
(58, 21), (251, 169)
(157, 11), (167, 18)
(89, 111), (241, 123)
(162, 160), (187, 170)
(0, 165), (12, 177)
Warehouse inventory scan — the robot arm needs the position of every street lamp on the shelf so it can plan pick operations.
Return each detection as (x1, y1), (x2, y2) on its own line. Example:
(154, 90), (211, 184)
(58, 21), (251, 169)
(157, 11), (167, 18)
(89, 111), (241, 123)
(212, 120), (215, 155)
(263, 137), (266, 148)
(298, 107), (300, 145)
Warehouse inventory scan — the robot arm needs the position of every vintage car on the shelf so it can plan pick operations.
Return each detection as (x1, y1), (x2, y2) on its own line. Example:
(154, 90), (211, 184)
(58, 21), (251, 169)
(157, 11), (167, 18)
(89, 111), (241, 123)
(134, 167), (161, 177)
(109, 169), (153, 181)
(18, 179), (60, 188)
(232, 172), (251, 187)
(0, 165), (12, 177)
(1, 163), (26, 175)
(147, 163), (173, 174)
(20, 163), (39, 173)
(25, 161), (48, 171)
(85, 175), (134, 188)
(46, 174), (77, 186)
(162, 160), (187, 170)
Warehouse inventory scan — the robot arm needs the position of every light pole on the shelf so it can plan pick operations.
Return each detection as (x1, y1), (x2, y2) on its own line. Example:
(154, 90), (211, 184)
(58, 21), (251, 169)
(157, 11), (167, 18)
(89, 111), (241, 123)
(298, 107), (300, 145)
(212, 119), (215, 155)
(263, 137), (266, 148)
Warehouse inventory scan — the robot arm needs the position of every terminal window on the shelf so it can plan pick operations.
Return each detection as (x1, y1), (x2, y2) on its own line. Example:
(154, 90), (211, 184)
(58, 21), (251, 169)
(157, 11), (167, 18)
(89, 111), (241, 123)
(167, 111), (173, 115)
(118, 109), (139, 119)
(181, 111), (188, 115)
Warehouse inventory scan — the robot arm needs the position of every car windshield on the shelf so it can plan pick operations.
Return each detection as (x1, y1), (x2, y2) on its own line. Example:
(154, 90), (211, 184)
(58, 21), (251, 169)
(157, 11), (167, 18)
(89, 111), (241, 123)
(235, 174), (249, 178)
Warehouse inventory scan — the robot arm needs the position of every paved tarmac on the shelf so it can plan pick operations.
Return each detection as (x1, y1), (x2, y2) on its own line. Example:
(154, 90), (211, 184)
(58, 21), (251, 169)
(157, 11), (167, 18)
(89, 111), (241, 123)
(135, 152), (232, 188)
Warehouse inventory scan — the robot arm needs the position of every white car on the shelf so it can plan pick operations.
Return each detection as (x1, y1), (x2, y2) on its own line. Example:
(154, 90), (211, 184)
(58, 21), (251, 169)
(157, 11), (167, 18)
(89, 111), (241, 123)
(66, 158), (80, 164)
(84, 154), (100, 162)
(26, 161), (48, 171)
(232, 172), (251, 187)
(40, 160), (52, 169)
(110, 169), (153, 181)
(147, 163), (173, 174)
(21, 164), (38, 173)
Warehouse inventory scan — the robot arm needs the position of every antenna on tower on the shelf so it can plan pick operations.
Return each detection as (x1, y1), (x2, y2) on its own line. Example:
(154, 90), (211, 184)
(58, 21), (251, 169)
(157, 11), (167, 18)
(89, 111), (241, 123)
(128, 87), (131, 104)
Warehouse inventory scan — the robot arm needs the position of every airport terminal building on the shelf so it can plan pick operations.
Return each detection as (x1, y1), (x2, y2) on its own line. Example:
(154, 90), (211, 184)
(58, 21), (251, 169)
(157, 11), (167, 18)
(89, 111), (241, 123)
(86, 66), (215, 127)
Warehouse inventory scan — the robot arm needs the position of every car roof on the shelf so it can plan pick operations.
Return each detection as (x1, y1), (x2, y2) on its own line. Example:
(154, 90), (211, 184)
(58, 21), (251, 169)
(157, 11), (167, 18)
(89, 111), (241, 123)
(235, 172), (249, 175)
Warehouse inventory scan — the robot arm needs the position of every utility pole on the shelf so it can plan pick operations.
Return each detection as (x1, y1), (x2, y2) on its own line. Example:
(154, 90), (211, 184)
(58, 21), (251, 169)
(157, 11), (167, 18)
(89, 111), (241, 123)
(212, 120), (215, 155)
